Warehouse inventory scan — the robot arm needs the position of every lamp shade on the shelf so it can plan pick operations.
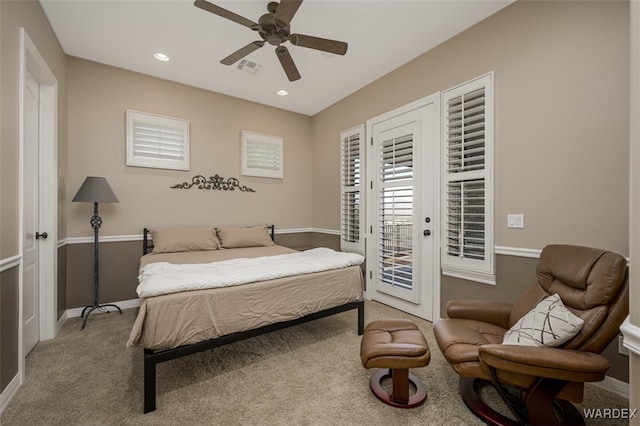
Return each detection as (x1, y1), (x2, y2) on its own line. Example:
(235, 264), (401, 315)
(72, 176), (119, 203)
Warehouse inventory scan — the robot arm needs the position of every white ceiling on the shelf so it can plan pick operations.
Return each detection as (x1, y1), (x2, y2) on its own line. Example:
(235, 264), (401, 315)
(40, 0), (513, 116)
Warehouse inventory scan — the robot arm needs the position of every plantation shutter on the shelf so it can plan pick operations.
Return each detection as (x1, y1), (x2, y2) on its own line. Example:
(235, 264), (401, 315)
(241, 131), (284, 179)
(340, 125), (364, 253)
(446, 88), (486, 173)
(379, 131), (414, 290)
(126, 110), (189, 170)
(442, 74), (495, 284)
(445, 179), (485, 260)
(132, 123), (185, 161)
(245, 140), (282, 171)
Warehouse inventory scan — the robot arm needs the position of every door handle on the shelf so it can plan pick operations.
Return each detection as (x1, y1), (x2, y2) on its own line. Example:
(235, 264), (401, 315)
(423, 229), (431, 236)
(36, 232), (48, 240)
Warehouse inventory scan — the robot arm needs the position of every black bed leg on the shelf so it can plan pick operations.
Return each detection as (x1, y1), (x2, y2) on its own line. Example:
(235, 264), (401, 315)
(144, 351), (157, 413)
(357, 300), (365, 335)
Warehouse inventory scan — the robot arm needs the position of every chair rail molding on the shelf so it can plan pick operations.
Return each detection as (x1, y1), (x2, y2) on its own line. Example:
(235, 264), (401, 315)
(0, 255), (22, 273)
(61, 228), (342, 246)
(495, 246), (541, 258)
(620, 316), (640, 357)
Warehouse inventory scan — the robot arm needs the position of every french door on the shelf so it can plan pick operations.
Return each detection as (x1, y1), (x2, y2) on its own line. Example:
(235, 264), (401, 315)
(366, 94), (440, 321)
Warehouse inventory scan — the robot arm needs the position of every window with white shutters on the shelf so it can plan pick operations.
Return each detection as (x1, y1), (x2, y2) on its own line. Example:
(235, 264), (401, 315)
(441, 73), (495, 285)
(241, 131), (284, 179)
(340, 125), (364, 253)
(126, 110), (189, 170)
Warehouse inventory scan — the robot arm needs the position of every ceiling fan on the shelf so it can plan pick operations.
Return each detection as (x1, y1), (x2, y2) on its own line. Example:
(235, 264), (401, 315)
(194, 0), (348, 81)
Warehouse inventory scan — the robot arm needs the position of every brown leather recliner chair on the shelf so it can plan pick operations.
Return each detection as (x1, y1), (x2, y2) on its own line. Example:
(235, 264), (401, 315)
(433, 244), (629, 425)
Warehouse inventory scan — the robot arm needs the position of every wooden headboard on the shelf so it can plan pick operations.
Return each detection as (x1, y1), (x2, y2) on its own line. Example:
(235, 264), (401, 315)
(143, 225), (276, 255)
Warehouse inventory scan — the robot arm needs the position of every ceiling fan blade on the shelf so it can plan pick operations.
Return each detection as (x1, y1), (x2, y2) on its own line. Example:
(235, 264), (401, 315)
(194, 0), (258, 30)
(290, 34), (348, 56)
(221, 41), (265, 65)
(274, 0), (303, 28)
(275, 46), (301, 81)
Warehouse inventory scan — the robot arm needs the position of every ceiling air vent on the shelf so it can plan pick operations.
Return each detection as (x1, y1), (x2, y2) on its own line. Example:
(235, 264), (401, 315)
(237, 59), (263, 73)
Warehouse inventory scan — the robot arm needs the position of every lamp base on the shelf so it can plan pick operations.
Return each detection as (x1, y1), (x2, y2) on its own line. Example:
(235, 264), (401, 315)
(81, 303), (123, 330)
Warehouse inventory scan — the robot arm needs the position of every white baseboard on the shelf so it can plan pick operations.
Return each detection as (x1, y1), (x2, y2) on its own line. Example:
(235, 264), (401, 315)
(591, 375), (630, 399)
(5, 298), (629, 415)
(56, 311), (67, 333)
(1, 299), (139, 414)
(0, 373), (21, 415)
(64, 298), (140, 319)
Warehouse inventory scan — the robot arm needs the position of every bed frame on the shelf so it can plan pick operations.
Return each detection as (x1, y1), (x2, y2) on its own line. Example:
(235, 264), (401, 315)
(140, 226), (365, 413)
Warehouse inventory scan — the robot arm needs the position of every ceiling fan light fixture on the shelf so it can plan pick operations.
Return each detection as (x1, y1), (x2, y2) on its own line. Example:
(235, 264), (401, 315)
(195, 0), (347, 81)
(276, 89), (288, 96)
(153, 52), (170, 62)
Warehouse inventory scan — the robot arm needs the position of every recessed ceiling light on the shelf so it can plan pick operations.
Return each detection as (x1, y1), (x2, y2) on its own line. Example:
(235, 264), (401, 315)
(277, 90), (288, 96)
(154, 52), (170, 62)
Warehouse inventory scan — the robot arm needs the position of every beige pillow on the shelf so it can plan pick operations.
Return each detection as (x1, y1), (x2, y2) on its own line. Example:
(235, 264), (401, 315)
(217, 224), (274, 248)
(150, 228), (220, 253)
(503, 293), (583, 347)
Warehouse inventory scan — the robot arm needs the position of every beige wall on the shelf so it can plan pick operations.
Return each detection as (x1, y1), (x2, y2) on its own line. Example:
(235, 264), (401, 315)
(311, 0), (631, 386)
(312, 0), (629, 256)
(66, 57), (313, 238)
(1, 0), (3, 259)
(0, 0), (634, 403)
(0, 0), (67, 396)
(1, 0), (67, 257)
(629, 0), (639, 418)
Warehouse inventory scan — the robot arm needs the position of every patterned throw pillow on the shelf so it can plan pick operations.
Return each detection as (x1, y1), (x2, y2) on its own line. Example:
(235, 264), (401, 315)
(503, 293), (584, 347)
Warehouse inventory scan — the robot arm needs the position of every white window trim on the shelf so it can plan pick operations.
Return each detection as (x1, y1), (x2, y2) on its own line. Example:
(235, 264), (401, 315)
(241, 130), (284, 179)
(340, 125), (365, 254)
(126, 110), (190, 171)
(441, 72), (495, 285)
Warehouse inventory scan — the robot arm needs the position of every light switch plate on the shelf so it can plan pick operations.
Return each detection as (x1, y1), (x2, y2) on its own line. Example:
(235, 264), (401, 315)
(507, 214), (524, 228)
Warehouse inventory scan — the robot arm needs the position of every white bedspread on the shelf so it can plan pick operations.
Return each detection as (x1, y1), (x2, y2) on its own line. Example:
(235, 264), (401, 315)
(136, 247), (365, 298)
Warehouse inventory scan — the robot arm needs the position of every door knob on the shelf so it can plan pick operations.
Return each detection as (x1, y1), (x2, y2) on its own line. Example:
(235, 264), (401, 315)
(423, 229), (431, 236)
(36, 232), (48, 240)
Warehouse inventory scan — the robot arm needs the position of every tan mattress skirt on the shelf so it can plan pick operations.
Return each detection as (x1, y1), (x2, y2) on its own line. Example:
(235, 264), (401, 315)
(127, 246), (364, 351)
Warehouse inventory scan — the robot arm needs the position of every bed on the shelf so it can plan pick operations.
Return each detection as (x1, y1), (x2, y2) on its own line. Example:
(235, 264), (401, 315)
(126, 224), (365, 413)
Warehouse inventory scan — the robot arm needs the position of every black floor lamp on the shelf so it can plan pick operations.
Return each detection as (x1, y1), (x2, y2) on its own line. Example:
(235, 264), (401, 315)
(72, 176), (123, 330)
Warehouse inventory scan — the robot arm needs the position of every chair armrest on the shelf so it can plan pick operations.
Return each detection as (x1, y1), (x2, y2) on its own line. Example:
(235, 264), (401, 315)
(478, 344), (610, 383)
(446, 300), (512, 329)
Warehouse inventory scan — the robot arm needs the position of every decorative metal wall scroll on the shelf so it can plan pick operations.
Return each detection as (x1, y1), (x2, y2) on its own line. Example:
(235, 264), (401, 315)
(170, 174), (255, 192)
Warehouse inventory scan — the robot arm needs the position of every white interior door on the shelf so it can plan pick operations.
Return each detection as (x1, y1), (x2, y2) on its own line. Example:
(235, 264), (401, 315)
(367, 94), (440, 321)
(23, 69), (40, 355)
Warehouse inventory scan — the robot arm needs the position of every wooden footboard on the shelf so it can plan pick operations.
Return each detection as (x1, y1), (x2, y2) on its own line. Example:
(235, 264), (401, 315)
(143, 299), (364, 413)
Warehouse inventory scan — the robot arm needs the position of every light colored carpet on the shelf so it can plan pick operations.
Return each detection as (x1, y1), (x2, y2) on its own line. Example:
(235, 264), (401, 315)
(1, 300), (629, 425)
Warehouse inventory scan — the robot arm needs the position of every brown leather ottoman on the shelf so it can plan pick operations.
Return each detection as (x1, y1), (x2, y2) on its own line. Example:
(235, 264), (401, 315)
(360, 319), (430, 408)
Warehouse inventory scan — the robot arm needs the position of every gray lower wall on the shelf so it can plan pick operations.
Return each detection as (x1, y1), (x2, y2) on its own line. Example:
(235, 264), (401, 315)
(0, 267), (19, 392)
(62, 231), (330, 309)
(65, 241), (141, 308)
(441, 254), (540, 312)
(57, 244), (67, 320)
(59, 234), (628, 383)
